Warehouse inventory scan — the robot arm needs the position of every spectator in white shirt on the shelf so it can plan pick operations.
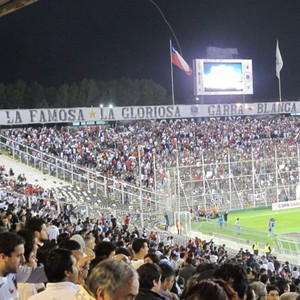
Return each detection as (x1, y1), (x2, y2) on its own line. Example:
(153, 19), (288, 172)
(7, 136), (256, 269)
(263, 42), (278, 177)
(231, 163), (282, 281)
(28, 248), (79, 300)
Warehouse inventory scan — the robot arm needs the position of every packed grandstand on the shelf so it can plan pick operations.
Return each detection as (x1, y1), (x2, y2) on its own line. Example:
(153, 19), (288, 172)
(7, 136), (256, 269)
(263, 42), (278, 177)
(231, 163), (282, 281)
(1, 111), (300, 300)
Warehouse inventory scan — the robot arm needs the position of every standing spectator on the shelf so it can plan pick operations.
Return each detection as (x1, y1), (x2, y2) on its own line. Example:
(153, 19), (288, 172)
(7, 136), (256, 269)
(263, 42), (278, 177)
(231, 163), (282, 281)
(76, 259), (139, 300)
(266, 285), (280, 300)
(159, 263), (179, 300)
(275, 279), (290, 296)
(27, 248), (79, 300)
(46, 219), (60, 242)
(17, 229), (43, 299)
(83, 235), (96, 258)
(178, 258), (197, 286)
(95, 241), (116, 259)
(136, 263), (164, 300)
(213, 263), (249, 300)
(184, 279), (236, 300)
(292, 267), (299, 280)
(25, 217), (49, 248)
(0, 232), (26, 300)
(131, 238), (149, 270)
(279, 292), (299, 300)
(249, 281), (267, 300)
(123, 215), (130, 231)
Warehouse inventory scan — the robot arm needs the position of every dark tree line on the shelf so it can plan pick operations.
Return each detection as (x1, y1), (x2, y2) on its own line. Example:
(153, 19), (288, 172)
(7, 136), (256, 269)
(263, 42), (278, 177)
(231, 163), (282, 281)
(0, 78), (171, 109)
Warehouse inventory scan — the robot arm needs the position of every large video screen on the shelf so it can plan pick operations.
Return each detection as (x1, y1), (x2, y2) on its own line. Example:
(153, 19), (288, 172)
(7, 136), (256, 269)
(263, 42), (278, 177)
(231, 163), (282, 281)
(194, 59), (253, 96)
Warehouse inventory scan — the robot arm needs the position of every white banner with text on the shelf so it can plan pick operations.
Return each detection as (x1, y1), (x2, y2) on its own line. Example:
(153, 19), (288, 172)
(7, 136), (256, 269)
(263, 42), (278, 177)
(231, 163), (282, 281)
(272, 200), (300, 211)
(0, 101), (298, 125)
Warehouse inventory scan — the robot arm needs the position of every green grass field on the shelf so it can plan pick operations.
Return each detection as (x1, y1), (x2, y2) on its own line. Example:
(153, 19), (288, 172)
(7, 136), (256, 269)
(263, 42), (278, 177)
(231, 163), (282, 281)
(191, 207), (300, 250)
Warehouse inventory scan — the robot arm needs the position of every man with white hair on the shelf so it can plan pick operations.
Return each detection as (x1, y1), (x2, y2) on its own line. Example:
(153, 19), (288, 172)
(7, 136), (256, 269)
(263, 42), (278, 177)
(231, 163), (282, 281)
(75, 259), (139, 300)
(279, 292), (300, 300)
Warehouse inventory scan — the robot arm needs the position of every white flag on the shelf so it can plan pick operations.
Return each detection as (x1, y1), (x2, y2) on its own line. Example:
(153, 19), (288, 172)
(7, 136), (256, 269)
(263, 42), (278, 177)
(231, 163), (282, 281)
(276, 40), (283, 79)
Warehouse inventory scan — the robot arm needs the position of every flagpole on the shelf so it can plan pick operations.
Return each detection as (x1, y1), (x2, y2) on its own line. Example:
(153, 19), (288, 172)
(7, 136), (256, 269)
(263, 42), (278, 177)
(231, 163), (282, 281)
(276, 40), (283, 102)
(170, 39), (175, 106)
(278, 74), (282, 102)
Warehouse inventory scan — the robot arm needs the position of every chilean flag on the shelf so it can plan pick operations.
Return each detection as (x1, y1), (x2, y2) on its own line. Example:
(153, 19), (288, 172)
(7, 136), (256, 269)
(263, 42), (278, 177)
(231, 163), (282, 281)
(171, 46), (192, 76)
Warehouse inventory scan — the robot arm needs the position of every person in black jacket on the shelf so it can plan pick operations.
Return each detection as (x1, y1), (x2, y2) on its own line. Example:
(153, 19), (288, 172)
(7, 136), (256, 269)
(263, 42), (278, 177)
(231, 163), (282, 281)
(136, 263), (165, 300)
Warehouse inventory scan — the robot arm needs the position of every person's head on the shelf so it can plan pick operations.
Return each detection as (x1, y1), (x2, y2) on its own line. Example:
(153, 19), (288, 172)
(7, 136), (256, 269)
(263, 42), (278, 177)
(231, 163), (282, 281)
(61, 239), (83, 261)
(137, 262), (161, 293)
(247, 268), (258, 281)
(95, 241), (116, 258)
(159, 263), (175, 291)
(25, 217), (48, 243)
(0, 232), (25, 275)
(185, 279), (236, 300)
(279, 292), (300, 300)
(213, 263), (248, 300)
(79, 228), (89, 238)
(249, 281), (267, 300)
(70, 234), (85, 251)
(85, 259), (139, 300)
(260, 274), (270, 285)
(144, 253), (160, 265)
(267, 285), (280, 300)
(57, 232), (70, 246)
(44, 248), (78, 283)
(17, 229), (38, 265)
(132, 238), (149, 258)
(275, 279), (290, 295)
(84, 235), (96, 250)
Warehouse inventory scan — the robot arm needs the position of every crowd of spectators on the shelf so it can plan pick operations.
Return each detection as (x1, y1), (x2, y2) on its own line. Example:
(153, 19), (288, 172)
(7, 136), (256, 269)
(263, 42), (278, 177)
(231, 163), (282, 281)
(2, 115), (300, 213)
(1, 164), (300, 300)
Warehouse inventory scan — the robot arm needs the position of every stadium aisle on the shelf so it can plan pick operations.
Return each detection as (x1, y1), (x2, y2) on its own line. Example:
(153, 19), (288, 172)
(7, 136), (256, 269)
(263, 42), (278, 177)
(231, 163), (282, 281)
(0, 154), (71, 190)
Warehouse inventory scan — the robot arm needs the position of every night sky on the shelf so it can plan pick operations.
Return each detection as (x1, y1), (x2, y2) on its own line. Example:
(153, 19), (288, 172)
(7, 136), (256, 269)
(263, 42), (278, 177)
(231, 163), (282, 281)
(1, 0), (300, 103)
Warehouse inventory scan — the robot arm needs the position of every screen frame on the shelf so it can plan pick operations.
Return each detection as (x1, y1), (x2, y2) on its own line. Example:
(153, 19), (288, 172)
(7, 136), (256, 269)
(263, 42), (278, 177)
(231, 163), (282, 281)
(194, 59), (253, 96)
